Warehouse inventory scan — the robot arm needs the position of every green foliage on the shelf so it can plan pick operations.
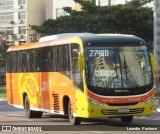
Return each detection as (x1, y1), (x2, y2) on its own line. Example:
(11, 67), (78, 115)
(127, 0), (153, 6)
(0, 89), (6, 98)
(31, 0), (153, 51)
(0, 46), (6, 68)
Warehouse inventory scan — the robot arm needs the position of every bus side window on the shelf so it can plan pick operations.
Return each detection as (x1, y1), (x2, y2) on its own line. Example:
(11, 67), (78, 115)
(56, 45), (70, 72)
(35, 48), (41, 72)
(27, 50), (35, 72)
(7, 53), (12, 73)
(63, 45), (70, 71)
(56, 46), (62, 71)
(52, 46), (57, 72)
(46, 47), (53, 72)
(41, 47), (50, 72)
(11, 52), (19, 72)
(20, 51), (27, 72)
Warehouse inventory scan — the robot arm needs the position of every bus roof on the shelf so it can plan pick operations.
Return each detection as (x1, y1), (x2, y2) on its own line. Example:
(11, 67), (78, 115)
(39, 33), (92, 42)
(80, 34), (146, 47)
(7, 34), (146, 52)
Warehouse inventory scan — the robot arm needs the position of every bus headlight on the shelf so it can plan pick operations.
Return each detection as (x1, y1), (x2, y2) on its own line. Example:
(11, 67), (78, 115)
(143, 95), (154, 104)
(87, 97), (103, 106)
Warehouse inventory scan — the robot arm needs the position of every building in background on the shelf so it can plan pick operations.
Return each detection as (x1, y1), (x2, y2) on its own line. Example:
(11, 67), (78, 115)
(95, 0), (131, 6)
(154, 0), (160, 88)
(46, 0), (90, 20)
(0, 0), (154, 45)
(0, 0), (45, 45)
(95, 0), (153, 7)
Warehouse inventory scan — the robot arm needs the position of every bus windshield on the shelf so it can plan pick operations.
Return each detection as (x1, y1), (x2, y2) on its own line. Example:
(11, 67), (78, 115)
(85, 46), (152, 89)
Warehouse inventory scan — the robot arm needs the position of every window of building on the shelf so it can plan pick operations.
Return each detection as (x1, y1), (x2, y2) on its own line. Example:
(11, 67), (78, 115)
(0, 1), (5, 8)
(0, 0), (13, 9)
(0, 27), (13, 34)
(19, 11), (26, 20)
(18, 0), (25, 5)
(6, 0), (13, 6)
(19, 27), (26, 34)
(0, 13), (13, 24)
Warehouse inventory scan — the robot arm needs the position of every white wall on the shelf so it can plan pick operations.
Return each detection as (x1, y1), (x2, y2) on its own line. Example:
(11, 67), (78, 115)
(26, 0), (46, 43)
(46, 0), (54, 19)
(27, 0), (46, 26)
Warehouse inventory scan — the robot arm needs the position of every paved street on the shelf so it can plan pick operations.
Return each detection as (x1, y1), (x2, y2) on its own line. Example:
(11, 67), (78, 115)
(0, 98), (160, 133)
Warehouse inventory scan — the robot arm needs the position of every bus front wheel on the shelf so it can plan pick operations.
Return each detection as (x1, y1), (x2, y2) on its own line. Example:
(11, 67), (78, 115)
(24, 96), (34, 118)
(121, 116), (133, 123)
(24, 96), (42, 118)
(68, 100), (81, 125)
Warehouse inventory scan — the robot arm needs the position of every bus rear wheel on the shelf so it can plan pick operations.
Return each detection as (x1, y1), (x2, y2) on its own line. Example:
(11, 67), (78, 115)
(121, 116), (133, 123)
(68, 100), (81, 125)
(24, 96), (42, 118)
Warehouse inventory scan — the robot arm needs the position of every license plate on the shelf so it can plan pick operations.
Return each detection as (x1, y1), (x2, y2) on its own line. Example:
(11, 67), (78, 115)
(118, 108), (129, 113)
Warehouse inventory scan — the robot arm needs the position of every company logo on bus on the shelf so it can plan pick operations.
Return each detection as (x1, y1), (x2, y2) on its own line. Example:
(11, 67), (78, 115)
(115, 90), (129, 93)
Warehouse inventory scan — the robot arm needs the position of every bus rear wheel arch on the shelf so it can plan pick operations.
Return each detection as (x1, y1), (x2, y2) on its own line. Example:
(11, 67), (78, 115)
(24, 95), (43, 118)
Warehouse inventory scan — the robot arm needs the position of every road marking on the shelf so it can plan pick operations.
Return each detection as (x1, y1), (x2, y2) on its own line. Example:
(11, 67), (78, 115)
(11, 117), (27, 121)
(91, 131), (104, 133)
(0, 98), (7, 101)
(7, 114), (24, 116)
(74, 127), (104, 133)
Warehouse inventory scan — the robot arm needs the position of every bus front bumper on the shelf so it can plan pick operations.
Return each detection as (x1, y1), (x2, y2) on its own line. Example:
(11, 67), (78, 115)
(76, 100), (154, 118)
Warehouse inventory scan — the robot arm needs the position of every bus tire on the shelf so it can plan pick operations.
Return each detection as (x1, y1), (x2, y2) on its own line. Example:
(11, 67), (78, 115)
(154, 97), (160, 111)
(68, 100), (81, 125)
(34, 111), (43, 118)
(24, 96), (35, 118)
(121, 116), (133, 123)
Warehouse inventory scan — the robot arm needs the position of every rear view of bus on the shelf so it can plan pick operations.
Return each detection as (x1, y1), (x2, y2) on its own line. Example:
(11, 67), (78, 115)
(74, 34), (154, 124)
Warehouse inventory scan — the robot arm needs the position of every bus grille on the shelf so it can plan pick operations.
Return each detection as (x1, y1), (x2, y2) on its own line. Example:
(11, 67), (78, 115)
(52, 94), (59, 111)
(107, 102), (138, 106)
(101, 108), (144, 115)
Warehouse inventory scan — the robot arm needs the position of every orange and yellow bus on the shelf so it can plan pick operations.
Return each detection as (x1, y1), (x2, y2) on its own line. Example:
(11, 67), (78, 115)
(6, 33), (154, 125)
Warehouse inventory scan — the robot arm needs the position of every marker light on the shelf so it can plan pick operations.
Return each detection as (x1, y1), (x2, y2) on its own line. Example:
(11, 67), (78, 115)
(143, 95), (154, 104)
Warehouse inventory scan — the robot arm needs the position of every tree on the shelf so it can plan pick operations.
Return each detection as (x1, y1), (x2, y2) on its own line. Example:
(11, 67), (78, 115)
(127, 0), (153, 6)
(0, 32), (9, 74)
(31, 0), (153, 51)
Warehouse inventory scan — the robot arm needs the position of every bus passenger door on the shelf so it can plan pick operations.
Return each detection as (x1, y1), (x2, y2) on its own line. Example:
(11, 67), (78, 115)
(71, 44), (85, 116)
(71, 44), (84, 92)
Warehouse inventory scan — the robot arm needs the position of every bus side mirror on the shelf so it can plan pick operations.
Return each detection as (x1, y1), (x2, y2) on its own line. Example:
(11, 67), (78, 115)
(78, 53), (85, 70)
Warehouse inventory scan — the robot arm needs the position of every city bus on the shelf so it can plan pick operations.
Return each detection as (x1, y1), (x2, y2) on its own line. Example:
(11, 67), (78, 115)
(6, 33), (154, 125)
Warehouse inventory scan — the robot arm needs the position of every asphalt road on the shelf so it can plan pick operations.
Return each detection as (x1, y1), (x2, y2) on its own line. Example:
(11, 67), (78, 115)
(0, 98), (160, 133)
